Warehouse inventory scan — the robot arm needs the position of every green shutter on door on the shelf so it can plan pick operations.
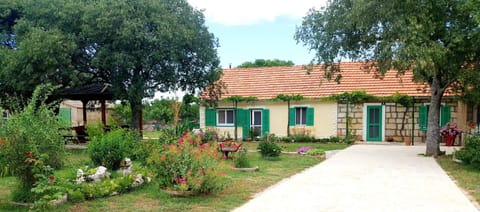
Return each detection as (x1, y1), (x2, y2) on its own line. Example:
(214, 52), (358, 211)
(262, 109), (270, 135)
(306, 107), (314, 126)
(418, 105), (428, 131)
(237, 109), (250, 139)
(205, 108), (216, 126)
(59, 108), (71, 125)
(235, 108), (243, 126)
(440, 105), (451, 128)
(289, 108), (295, 126)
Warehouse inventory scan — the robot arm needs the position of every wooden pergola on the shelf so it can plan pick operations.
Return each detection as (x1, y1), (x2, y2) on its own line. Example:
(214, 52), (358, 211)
(54, 83), (114, 126)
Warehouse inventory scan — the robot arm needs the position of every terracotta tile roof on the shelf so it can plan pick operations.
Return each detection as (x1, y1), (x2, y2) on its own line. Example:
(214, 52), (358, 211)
(208, 62), (432, 100)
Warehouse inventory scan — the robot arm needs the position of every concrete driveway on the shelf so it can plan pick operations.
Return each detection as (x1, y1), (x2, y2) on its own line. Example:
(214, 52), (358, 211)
(234, 145), (478, 212)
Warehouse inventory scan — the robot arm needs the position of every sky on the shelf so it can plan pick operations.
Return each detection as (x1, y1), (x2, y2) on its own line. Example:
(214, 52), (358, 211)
(187, 0), (328, 68)
(155, 0), (328, 99)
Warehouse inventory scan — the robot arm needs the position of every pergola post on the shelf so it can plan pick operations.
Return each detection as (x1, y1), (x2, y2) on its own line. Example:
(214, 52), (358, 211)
(100, 99), (106, 126)
(81, 99), (88, 125)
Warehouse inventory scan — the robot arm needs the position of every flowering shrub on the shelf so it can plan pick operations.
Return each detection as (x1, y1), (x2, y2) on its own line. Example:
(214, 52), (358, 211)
(147, 132), (225, 194)
(440, 123), (461, 137)
(0, 85), (66, 202)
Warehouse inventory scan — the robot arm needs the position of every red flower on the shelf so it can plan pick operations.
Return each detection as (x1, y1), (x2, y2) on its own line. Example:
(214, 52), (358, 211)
(48, 175), (55, 183)
(24, 151), (33, 157)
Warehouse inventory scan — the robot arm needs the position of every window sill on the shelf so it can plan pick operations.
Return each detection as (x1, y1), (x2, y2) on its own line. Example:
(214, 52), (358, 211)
(217, 124), (235, 127)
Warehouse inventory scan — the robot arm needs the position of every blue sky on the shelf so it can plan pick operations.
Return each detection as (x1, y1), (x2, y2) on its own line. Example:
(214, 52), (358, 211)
(187, 0), (328, 68)
(155, 0), (328, 99)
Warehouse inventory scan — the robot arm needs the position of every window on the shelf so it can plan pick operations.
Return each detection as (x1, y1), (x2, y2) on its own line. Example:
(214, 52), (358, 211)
(289, 107), (314, 126)
(295, 107), (307, 125)
(217, 109), (234, 125)
(2, 111), (7, 120)
(418, 104), (451, 131)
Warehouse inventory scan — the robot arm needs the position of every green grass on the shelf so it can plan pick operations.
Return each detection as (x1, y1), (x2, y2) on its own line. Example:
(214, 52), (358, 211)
(437, 155), (480, 203)
(0, 143), (348, 211)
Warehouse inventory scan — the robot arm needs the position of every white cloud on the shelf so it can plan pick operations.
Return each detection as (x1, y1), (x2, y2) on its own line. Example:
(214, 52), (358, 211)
(187, 0), (328, 26)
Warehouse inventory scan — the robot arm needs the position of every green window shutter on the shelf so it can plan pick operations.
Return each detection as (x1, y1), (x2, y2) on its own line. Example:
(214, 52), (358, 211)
(235, 108), (242, 126)
(418, 105), (428, 131)
(440, 105), (451, 128)
(59, 108), (71, 125)
(262, 109), (270, 135)
(289, 108), (295, 126)
(240, 109), (250, 139)
(205, 108), (216, 126)
(306, 107), (314, 126)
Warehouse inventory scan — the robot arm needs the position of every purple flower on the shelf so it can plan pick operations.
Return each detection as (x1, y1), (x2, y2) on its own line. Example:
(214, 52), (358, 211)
(296, 146), (313, 154)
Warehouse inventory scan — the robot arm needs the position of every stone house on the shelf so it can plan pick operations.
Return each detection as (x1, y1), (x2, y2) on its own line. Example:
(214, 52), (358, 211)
(199, 62), (470, 143)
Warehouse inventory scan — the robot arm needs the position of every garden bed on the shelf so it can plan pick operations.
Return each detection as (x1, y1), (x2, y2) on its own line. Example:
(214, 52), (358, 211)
(0, 144), (348, 211)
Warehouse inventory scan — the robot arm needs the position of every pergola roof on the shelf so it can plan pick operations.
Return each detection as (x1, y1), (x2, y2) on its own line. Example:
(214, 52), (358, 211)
(54, 83), (114, 100)
(54, 83), (115, 127)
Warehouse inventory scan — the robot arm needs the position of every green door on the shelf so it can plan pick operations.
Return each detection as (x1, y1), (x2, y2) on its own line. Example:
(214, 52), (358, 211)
(59, 108), (72, 126)
(366, 105), (382, 142)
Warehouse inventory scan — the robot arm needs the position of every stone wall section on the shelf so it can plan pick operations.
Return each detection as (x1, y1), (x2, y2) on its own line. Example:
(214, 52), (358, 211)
(337, 101), (458, 143)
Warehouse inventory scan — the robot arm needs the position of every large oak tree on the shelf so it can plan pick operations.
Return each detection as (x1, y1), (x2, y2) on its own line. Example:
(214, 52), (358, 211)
(0, 0), (220, 128)
(295, 0), (480, 155)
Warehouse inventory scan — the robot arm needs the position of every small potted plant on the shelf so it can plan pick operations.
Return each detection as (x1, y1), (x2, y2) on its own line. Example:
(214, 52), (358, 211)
(440, 123), (461, 146)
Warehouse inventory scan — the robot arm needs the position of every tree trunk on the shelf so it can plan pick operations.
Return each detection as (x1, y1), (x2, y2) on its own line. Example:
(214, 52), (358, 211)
(130, 97), (143, 131)
(425, 77), (445, 156)
(399, 105), (409, 142)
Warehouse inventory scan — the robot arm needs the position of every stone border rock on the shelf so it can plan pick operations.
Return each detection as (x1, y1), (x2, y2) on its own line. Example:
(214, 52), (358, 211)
(232, 166), (259, 172)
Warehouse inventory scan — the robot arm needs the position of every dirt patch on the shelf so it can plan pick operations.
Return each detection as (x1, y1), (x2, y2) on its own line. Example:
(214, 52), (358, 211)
(132, 197), (162, 210)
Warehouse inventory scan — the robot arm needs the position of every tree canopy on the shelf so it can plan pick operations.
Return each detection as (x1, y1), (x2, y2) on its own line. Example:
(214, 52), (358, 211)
(236, 59), (294, 68)
(0, 0), (220, 128)
(296, 0), (480, 155)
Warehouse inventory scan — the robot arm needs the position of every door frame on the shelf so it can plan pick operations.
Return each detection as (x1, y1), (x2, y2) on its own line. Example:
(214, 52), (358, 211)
(362, 103), (385, 142)
(250, 109), (263, 137)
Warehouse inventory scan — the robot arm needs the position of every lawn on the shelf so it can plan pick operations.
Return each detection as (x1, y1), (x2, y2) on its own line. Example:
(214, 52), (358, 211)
(437, 155), (480, 203)
(0, 143), (348, 211)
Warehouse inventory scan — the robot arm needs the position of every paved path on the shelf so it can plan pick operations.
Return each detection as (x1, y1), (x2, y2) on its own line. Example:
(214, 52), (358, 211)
(234, 145), (478, 212)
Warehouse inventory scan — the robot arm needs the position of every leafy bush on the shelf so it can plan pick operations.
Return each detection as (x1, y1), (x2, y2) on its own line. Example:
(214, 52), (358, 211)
(0, 85), (66, 201)
(234, 148), (251, 168)
(282, 135), (342, 143)
(290, 134), (315, 142)
(342, 134), (356, 144)
(85, 122), (107, 141)
(147, 132), (225, 194)
(306, 149), (325, 156)
(88, 129), (137, 170)
(257, 139), (282, 158)
(329, 136), (341, 143)
(455, 135), (480, 168)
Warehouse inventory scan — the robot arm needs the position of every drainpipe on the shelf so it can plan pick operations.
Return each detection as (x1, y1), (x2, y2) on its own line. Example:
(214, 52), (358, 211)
(411, 97), (415, 146)
(234, 100), (238, 141)
(346, 99), (349, 138)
